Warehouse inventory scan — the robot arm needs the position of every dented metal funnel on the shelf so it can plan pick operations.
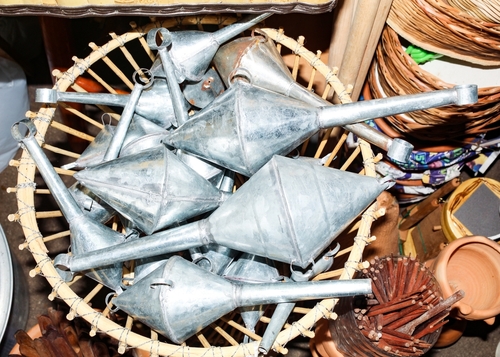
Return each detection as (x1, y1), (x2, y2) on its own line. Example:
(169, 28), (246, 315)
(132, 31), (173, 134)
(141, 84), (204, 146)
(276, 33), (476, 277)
(164, 80), (478, 176)
(213, 36), (414, 163)
(74, 145), (227, 235)
(68, 182), (116, 224)
(54, 155), (393, 273)
(166, 13), (271, 82)
(112, 255), (371, 343)
(11, 119), (125, 291)
(35, 78), (186, 129)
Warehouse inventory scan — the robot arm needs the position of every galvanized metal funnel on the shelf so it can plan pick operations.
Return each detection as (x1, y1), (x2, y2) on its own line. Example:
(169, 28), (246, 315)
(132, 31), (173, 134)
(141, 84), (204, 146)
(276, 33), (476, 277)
(11, 119), (125, 292)
(167, 13), (271, 82)
(68, 182), (116, 224)
(113, 255), (371, 343)
(35, 78), (185, 129)
(164, 80), (478, 176)
(63, 116), (166, 170)
(55, 155), (393, 273)
(74, 145), (225, 235)
(212, 35), (414, 163)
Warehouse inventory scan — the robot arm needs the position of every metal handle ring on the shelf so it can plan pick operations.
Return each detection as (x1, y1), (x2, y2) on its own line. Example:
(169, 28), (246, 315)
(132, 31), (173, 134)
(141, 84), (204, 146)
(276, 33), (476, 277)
(146, 28), (172, 50)
(11, 119), (37, 142)
(133, 68), (154, 89)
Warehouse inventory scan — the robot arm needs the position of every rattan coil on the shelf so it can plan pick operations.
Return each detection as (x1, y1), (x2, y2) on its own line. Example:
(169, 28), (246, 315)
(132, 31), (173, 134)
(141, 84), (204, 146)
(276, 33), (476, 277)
(367, 25), (500, 142)
(387, 0), (500, 66)
(447, 0), (500, 23)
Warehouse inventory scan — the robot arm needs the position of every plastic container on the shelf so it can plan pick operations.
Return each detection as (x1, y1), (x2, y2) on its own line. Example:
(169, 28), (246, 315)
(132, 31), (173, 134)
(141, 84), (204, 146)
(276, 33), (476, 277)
(0, 56), (29, 173)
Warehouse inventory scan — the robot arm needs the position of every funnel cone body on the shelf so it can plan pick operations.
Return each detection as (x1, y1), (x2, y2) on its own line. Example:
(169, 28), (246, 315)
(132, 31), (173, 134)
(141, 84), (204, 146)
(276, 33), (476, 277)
(113, 255), (371, 344)
(11, 120), (125, 291)
(74, 145), (223, 235)
(168, 13), (271, 82)
(165, 80), (319, 176)
(56, 155), (393, 273)
(207, 155), (393, 268)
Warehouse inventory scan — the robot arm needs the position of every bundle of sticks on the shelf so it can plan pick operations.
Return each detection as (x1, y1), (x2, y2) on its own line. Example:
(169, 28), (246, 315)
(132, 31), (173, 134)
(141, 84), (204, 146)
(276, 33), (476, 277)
(353, 255), (464, 356)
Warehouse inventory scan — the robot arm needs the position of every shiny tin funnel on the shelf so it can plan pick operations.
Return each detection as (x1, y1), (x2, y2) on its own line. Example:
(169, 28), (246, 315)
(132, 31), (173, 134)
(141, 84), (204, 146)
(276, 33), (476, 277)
(74, 145), (226, 235)
(11, 119), (125, 291)
(54, 155), (393, 273)
(112, 255), (372, 344)
(166, 13), (272, 82)
(213, 36), (414, 163)
(63, 116), (166, 170)
(35, 78), (188, 129)
(164, 81), (477, 176)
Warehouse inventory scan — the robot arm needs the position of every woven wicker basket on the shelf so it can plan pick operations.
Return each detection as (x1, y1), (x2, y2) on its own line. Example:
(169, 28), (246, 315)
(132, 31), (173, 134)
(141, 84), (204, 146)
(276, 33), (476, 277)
(387, 0), (500, 66)
(368, 25), (500, 142)
(9, 17), (382, 356)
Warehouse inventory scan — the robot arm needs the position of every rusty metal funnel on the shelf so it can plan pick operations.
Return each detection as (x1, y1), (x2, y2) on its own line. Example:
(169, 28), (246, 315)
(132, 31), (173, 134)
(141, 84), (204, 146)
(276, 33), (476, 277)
(212, 35), (414, 163)
(11, 119), (125, 291)
(112, 255), (371, 344)
(74, 145), (226, 235)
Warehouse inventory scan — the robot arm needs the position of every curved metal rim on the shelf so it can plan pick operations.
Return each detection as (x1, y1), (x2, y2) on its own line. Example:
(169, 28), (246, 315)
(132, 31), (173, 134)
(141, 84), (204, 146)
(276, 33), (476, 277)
(0, 224), (14, 343)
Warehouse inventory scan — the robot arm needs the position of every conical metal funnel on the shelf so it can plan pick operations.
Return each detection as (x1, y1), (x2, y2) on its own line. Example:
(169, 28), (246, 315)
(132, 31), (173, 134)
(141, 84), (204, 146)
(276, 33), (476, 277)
(62, 115), (166, 170)
(74, 145), (226, 235)
(62, 124), (115, 170)
(54, 155), (393, 273)
(213, 35), (414, 163)
(11, 119), (125, 291)
(68, 182), (116, 224)
(164, 80), (477, 176)
(182, 68), (225, 109)
(35, 78), (185, 129)
(167, 13), (271, 82)
(113, 255), (371, 344)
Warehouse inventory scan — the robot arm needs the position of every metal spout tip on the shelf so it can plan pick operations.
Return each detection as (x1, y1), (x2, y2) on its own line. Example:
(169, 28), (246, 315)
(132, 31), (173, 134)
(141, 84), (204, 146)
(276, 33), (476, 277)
(53, 254), (74, 282)
(387, 138), (414, 164)
(35, 88), (58, 103)
(454, 84), (478, 105)
(61, 162), (78, 170)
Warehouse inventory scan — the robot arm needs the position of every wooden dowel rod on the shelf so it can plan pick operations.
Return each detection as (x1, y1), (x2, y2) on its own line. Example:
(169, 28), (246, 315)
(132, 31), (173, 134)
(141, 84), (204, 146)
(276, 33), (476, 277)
(89, 42), (134, 90)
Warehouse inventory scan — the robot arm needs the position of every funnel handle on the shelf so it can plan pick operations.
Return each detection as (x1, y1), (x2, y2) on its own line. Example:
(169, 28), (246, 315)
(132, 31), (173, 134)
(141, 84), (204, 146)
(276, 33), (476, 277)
(11, 118), (36, 142)
(147, 27), (172, 50)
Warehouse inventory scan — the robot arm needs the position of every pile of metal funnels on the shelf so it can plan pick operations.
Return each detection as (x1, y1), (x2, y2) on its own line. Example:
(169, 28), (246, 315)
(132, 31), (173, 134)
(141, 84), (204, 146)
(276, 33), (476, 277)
(13, 13), (478, 351)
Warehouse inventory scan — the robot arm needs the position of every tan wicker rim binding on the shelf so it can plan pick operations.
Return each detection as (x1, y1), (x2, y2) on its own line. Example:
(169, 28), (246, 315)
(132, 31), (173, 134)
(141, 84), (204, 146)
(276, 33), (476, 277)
(367, 25), (500, 142)
(387, 0), (500, 66)
(11, 19), (381, 356)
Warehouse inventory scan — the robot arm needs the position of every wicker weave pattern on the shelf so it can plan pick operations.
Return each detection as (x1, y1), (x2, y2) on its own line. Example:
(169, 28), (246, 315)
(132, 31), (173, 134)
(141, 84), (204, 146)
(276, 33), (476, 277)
(368, 25), (500, 142)
(387, 0), (500, 66)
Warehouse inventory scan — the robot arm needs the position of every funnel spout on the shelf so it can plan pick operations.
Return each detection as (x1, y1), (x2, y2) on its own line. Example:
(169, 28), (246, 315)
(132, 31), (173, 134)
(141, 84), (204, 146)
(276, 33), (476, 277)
(54, 220), (208, 273)
(36, 88), (128, 106)
(236, 279), (372, 307)
(214, 13), (272, 45)
(12, 120), (82, 222)
(318, 85), (478, 128)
